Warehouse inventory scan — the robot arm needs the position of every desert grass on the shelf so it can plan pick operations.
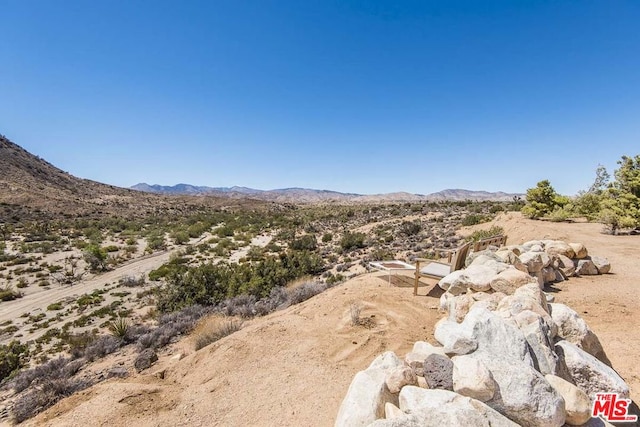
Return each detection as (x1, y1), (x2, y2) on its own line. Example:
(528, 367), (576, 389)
(192, 315), (243, 351)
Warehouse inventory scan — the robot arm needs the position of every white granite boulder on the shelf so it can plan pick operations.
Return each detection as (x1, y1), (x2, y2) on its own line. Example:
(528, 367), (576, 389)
(545, 374), (592, 426)
(490, 268), (537, 295)
(555, 340), (629, 399)
(452, 355), (497, 402)
(549, 303), (610, 365)
(399, 387), (519, 427)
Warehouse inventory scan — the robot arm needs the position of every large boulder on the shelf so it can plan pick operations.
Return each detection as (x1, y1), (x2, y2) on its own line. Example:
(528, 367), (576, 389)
(490, 268), (537, 295)
(545, 241), (576, 259)
(422, 354), (453, 390)
(438, 265), (498, 294)
(591, 256), (612, 274)
(519, 252), (544, 273)
(477, 357), (566, 427)
(459, 307), (533, 366)
(398, 387), (519, 427)
(521, 317), (561, 376)
(575, 259), (599, 276)
(545, 374), (592, 426)
(495, 250), (528, 273)
(555, 340), (630, 399)
(336, 369), (397, 426)
(549, 303), (611, 365)
(335, 352), (403, 427)
(452, 355), (497, 402)
(434, 318), (478, 356)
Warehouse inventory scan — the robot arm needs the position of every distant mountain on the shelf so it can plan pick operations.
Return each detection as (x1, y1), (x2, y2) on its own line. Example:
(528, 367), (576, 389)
(131, 183), (522, 203)
(0, 135), (256, 221)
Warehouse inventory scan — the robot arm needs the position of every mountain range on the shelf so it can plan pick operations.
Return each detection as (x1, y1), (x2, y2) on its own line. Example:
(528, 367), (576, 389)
(131, 183), (523, 203)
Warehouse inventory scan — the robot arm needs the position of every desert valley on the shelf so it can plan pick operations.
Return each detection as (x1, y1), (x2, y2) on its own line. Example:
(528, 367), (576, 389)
(0, 135), (639, 426)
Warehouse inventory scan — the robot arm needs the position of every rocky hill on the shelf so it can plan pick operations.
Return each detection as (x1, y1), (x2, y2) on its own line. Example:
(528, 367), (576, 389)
(131, 183), (523, 203)
(0, 135), (262, 222)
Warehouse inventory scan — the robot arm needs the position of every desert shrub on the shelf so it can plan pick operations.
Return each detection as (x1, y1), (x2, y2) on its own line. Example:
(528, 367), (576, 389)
(119, 275), (145, 287)
(156, 251), (324, 313)
(340, 232), (367, 251)
(547, 206), (573, 222)
(0, 340), (29, 382)
(137, 305), (210, 350)
(216, 225), (234, 238)
(12, 377), (93, 423)
(370, 247), (394, 261)
(289, 234), (317, 251)
(461, 214), (490, 226)
(146, 233), (166, 251)
(83, 244), (107, 272)
(193, 317), (243, 351)
(399, 220), (421, 236)
(171, 230), (190, 245)
(466, 226), (505, 242)
(47, 302), (63, 311)
(288, 281), (327, 305)
(81, 335), (122, 362)
(0, 284), (22, 301)
(322, 232), (333, 243)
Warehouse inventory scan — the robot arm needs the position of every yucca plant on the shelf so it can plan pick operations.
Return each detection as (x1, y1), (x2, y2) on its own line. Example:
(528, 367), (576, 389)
(108, 316), (130, 341)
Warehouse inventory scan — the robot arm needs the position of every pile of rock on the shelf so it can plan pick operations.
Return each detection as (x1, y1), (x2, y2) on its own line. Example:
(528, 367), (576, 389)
(438, 239), (611, 297)
(335, 281), (630, 426)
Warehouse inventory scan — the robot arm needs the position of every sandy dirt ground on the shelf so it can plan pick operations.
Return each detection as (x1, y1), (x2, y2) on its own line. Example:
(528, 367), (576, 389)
(21, 213), (640, 427)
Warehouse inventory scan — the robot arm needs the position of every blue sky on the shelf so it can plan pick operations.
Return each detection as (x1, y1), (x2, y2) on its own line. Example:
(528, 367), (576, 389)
(1, 1), (639, 195)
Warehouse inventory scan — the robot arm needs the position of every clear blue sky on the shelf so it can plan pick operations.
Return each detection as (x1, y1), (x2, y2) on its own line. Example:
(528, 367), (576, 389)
(2, 1), (639, 195)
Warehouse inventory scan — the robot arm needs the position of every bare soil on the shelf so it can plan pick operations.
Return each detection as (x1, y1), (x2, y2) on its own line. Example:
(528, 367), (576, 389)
(20, 213), (640, 427)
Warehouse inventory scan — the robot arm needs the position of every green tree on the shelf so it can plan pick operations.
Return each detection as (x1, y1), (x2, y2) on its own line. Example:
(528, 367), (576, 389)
(521, 180), (568, 219)
(599, 155), (640, 233)
(83, 244), (107, 272)
(574, 164), (611, 220)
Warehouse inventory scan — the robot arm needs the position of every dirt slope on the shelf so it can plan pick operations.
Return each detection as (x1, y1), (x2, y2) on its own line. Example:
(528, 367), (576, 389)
(24, 213), (640, 427)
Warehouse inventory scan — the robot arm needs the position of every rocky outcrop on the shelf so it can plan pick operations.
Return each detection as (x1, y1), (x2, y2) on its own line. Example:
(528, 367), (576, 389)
(337, 269), (631, 427)
(436, 240), (612, 294)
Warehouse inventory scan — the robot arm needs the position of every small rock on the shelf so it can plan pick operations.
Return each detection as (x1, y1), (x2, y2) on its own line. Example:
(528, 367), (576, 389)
(384, 402), (405, 420)
(575, 259), (599, 276)
(423, 354), (453, 390)
(385, 366), (418, 394)
(591, 256), (611, 274)
(569, 243), (588, 259)
(134, 349), (158, 373)
(555, 254), (576, 277)
(108, 366), (129, 378)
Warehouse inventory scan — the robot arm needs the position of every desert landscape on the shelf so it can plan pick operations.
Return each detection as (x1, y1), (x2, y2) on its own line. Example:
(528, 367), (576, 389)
(0, 212), (634, 427)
